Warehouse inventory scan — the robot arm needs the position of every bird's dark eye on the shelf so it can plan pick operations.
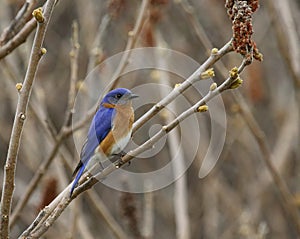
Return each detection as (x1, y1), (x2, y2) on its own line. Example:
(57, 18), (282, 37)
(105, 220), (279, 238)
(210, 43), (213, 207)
(115, 93), (122, 99)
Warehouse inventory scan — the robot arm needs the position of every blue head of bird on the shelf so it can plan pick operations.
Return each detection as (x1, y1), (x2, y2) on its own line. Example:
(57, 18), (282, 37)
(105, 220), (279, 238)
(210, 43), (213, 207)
(101, 88), (138, 106)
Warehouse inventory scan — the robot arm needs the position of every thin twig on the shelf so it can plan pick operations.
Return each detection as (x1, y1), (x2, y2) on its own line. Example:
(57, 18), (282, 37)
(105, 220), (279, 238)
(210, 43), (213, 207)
(0, 18), (36, 60)
(0, 0), (63, 60)
(10, 132), (65, 227)
(10, 20), (80, 228)
(132, 39), (233, 134)
(64, 20), (80, 127)
(142, 185), (154, 239)
(179, 1), (300, 234)
(265, 0), (300, 88)
(87, 14), (111, 72)
(87, 190), (129, 239)
(63, 0), (151, 139)
(234, 92), (300, 235)
(0, 1), (56, 238)
(109, 0), (150, 90)
(156, 32), (190, 239)
(177, 0), (228, 75)
(0, 0), (38, 45)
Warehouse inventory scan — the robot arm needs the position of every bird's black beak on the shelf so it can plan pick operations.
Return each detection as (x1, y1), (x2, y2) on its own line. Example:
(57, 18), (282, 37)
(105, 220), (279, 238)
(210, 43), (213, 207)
(129, 93), (139, 99)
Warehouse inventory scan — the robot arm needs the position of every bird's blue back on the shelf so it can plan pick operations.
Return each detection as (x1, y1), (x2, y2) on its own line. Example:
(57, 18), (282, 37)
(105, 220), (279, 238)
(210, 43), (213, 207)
(70, 88), (135, 196)
(70, 106), (115, 195)
(81, 107), (115, 164)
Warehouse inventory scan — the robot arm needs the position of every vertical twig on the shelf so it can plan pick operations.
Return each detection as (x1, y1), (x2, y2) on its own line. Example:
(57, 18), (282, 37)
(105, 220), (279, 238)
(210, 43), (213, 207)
(87, 190), (129, 239)
(109, 0), (150, 90)
(234, 92), (300, 235)
(156, 32), (190, 239)
(265, 0), (300, 87)
(179, 1), (300, 234)
(64, 20), (80, 127)
(0, 1), (56, 238)
(142, 184), (154, 239)
(86, 14), (111, 72)
(10, 19), (80, 228)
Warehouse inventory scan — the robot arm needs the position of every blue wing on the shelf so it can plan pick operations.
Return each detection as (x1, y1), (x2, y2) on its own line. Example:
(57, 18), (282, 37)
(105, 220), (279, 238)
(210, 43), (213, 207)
(70, 107), (115, 196)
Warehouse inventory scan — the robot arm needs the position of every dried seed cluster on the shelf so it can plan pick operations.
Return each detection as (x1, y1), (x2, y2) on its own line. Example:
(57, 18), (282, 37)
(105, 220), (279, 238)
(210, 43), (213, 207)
(225, 0), (262, 62)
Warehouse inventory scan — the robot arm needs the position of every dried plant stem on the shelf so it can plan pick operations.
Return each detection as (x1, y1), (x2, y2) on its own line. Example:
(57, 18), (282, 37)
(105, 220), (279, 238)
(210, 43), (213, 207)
(179, 1), (300, 234)
(265, 0), (300, 87)
(156, 32), (190, 239)
(10, 133), (66, 227)
(65, 0), (150, 138)
(0, 1), (56, 238)
(53, 130), (127, 238)
(64, 21), (80, 126)
(142, 189), (154, 238)
(87, 190), (129, 239)
(87, 14), (111, 72)
(10, 20), (80, 228)
(234, 92), (300, 235)
(109, 0), (150, 90)
(177, 0), (228, 75)
(0, 0), (62, 60)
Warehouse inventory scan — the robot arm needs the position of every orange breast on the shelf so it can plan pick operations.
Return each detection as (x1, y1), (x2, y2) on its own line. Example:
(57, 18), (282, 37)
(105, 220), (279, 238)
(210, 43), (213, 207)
(98, 103), (134, 156)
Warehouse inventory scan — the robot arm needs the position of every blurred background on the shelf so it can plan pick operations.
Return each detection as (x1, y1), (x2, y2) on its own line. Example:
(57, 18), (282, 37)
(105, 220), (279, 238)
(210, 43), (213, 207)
(0, 0), (299, 238)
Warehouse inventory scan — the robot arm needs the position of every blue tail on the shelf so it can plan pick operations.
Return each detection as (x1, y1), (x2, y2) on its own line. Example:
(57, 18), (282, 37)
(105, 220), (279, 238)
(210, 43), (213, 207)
(70, 163), (86, 197)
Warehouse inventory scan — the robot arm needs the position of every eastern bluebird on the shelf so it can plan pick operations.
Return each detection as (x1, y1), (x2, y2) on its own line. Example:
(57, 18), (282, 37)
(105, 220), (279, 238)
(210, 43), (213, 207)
(70, 88), (138, 196)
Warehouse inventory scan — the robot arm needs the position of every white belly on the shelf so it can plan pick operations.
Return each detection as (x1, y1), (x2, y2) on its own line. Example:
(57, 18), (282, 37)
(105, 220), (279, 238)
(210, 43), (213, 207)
(111, 130), (132, 154)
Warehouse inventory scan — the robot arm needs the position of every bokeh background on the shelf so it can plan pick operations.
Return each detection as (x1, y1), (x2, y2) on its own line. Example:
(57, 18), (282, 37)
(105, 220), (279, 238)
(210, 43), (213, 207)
(0, 0), (299, 238)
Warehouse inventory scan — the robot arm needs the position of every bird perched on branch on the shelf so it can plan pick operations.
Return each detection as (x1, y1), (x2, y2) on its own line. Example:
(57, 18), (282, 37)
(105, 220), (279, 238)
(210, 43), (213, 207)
(70, 88), (138, 196)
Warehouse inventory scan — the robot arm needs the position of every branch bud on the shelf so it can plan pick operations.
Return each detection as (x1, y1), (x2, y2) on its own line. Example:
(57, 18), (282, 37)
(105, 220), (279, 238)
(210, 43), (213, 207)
(229, 67), (239, 78)
(19, 113), (26, 121)
(211, 48), (219, 55)
(32, 8), (44, 23)
(229, 77), (243, 89)
(16, 83), (23, 91)
(200, 68), (215, 79)
(209, 82), (217, 91)
(128, 30), (134, 37)
(41, 47), (47, 55)
(197, 105), (209, 112)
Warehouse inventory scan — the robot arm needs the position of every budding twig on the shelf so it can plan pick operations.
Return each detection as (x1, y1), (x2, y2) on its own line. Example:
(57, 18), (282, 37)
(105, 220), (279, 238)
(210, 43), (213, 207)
(0, 0), (56, 238)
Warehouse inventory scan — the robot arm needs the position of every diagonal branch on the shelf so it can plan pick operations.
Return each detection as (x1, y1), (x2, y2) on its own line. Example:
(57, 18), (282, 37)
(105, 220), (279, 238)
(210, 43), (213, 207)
(132, 39), (233, 133)
(0, 0), (38, 46)
(19, 53), (247, 239)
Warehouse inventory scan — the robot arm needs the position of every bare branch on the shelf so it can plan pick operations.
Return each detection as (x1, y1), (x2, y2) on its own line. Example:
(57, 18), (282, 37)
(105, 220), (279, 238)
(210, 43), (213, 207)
(0, 1), (57, 237)
(109, 0), (150, 90)
(0, 18), (37, 60)
(0, 0), (38, 45)
(234, 91), (300, 234)
(10, 20), (80, 227)
(156, 32), (190, 239)
(18, 39), (241, 238)
(132, 39), (233, 133)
